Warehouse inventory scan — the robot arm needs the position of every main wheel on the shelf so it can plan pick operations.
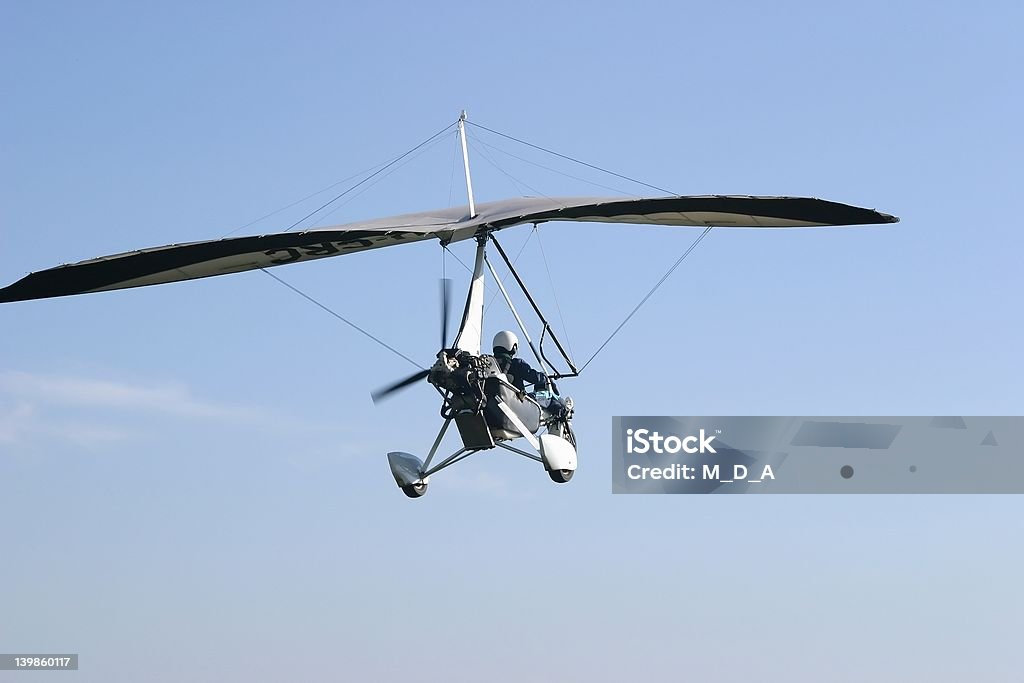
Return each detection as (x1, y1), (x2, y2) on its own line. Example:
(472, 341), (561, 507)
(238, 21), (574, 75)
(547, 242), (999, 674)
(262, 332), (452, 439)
(548, 468), (574, 484)
(401, 482), (428, 498)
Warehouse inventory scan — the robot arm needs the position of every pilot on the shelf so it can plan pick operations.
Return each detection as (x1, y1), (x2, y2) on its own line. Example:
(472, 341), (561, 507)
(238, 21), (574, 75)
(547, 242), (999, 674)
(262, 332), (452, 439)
(492, 330), (571, 420)
(492, 330), (548, 393)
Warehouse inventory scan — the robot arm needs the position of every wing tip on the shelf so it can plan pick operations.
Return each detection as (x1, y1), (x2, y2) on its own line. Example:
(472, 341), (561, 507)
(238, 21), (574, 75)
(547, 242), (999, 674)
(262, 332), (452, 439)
(870, 210), (899, 224)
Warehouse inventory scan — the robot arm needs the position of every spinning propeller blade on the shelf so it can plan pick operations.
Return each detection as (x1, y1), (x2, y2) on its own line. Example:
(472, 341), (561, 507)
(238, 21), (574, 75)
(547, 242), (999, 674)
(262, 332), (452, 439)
(372, 278), (452, 403)
(440, 277), (451, 349)
(371, 369), (430, 404)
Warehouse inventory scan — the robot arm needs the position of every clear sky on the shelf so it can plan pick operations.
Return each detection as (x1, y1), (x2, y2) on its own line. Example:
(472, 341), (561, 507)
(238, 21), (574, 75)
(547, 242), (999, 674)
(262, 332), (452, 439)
(2, 1), (1022, 681)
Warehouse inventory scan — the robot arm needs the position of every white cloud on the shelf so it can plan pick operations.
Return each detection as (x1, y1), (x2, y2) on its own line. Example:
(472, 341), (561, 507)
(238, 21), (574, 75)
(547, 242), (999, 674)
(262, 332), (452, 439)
(0, 402), (34, 444)
(0, 371), (260, 421)
(0, 400), (131, 448)
(0, 370), (345, 450)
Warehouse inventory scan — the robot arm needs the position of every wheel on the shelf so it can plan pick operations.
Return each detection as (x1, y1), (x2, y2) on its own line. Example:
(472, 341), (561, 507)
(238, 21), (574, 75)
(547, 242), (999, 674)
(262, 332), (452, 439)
(401, 482), (428, 498)
(548, 468), (574, 484)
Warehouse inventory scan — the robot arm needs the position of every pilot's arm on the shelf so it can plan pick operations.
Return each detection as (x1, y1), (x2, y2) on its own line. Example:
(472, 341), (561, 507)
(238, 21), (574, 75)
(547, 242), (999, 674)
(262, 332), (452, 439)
(510, 358), (549, 391)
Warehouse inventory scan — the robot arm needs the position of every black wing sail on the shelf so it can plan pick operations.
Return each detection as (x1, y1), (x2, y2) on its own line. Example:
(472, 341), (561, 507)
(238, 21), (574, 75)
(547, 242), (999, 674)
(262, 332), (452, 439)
(0, 229), (442, 303)
(0, 196), (898, 304)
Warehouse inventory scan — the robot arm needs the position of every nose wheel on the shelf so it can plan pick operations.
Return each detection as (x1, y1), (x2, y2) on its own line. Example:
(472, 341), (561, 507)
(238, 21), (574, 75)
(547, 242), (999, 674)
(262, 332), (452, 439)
(548, 468), (574, 483)
(401, 482), (428, 498)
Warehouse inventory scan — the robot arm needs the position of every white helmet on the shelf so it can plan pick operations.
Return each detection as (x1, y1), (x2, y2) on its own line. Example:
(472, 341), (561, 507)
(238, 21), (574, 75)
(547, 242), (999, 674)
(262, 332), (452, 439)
(493, 330), (519, 356)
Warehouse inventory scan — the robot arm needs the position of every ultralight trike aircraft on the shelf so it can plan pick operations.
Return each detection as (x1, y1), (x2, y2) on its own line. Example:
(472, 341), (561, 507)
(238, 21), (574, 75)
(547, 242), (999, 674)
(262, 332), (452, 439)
(0, 113), (898, 497)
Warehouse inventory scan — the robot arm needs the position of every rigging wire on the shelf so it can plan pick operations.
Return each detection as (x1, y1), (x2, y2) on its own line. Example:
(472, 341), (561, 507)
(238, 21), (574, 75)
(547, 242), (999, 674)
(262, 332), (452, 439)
(259, 268), (424, 371)
(281, 121), (458, 233)
(483, 227), (535, 314)
(443, 245), (473, 274)
(467, 121), (678, 196)
(468, 139), (551, 200)
(219, 160), (393, 239)
(534, 225), (576, 361)
(473, 136), (640, 199)
(580, 227), (713, 372)
(310, 130), (455, 226)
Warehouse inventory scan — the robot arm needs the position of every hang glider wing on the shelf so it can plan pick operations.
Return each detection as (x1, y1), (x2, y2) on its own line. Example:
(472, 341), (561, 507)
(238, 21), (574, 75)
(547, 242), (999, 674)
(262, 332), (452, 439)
(485, 195), (899, 230)
(0, 196), (897, 303)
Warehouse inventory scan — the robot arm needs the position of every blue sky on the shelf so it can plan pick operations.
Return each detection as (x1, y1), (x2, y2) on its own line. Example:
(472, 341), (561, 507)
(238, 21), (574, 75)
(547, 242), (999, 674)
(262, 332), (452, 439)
(2, 1), (1022, 681)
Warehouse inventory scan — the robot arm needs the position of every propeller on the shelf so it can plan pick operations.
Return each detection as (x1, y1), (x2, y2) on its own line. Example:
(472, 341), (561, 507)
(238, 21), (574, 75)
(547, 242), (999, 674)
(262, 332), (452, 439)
(371, 368), (430, 403)
(371, 278), (453, 404)
(440, 277), (451, 349)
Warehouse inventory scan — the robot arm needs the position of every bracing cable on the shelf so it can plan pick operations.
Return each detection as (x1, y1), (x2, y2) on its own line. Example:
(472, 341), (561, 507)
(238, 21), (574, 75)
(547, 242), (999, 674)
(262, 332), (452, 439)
(580, 227), (713, 372)
(468, 139), (551, 200)
(220, 161), (393, 239)
(472, 136), (640, 198)
(535, 225), (576, 361)
(281, 121), (458, 233)
(259, 268), (424, 371)
(467, 121), (678, 196)
(311, 130), (454, 226)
